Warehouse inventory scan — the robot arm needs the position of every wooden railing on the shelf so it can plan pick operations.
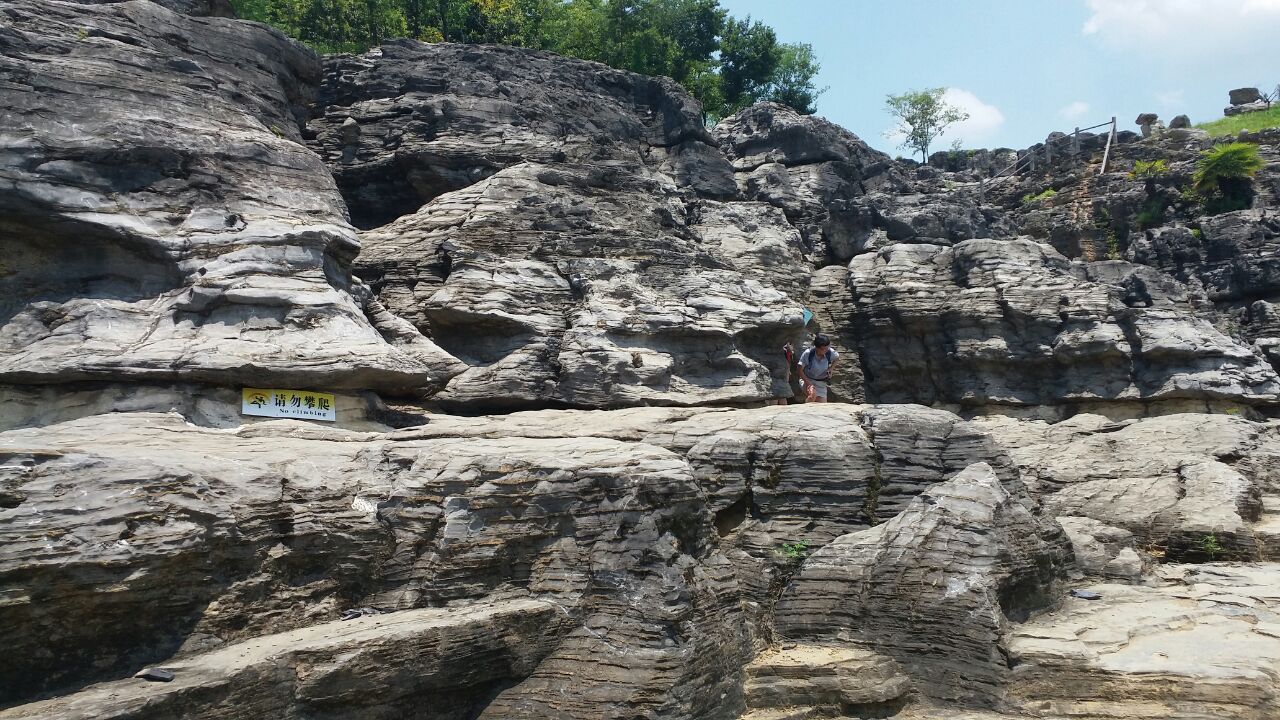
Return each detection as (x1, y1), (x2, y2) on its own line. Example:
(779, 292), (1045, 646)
(978, 117), (1117, 201)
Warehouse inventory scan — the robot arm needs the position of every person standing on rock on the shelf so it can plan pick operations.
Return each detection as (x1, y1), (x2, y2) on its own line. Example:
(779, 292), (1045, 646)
(797, 334), (838, 403)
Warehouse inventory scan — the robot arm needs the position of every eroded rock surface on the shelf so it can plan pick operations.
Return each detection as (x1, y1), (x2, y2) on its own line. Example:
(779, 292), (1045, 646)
(0, 0), (462, 395)
(974, 412), (1280, 559)
(776, 463), (1073, 707)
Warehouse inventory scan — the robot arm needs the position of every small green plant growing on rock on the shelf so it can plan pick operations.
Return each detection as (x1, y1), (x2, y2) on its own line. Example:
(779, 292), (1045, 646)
(1021, 188), (1057, 205)
(1198, 533), (1223, 559)
(1104, 229), (1121, 259)
(1129, 159), (1169, 180)
(1193, 142), (1264, 214)
(778, 540), (809, 560)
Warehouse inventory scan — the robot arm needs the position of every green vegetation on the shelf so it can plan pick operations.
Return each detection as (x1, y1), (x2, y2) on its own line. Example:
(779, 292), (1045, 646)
(777, 540), (809, 559)
(1134, 199), (1166, 230)
(1021, 188), (1057, 205)
(1195, 105), (1280, 137)
(1193, 142), (1264, 215)
(1198, 533), (1223, 560)
(230, 0), (823, 120)
(884, 88), (969, 162)
(1128, 158), (1169, 180)
(1104, 231), (1121, 260)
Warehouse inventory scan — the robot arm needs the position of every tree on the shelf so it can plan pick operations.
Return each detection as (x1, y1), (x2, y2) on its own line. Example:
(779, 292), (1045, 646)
(884, 88), (968, 162)
(718, 16), (779, 114)
(766, 42), (824, 115)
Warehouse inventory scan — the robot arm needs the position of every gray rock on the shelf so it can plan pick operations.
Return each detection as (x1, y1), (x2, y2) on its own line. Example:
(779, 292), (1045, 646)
(0, 0), (464, 396)
(775, 462), (1073, 707)
(714, 103), (909, 260)
(1169, 114), (1191, 129)
(844, 238), (1280, 408)
(1230, 87), (1262, 105)
(1226, 99), (1271, 116)
(1056, 516), (1151, 581)
(974, 412), (1280, 558)
(308, 41), (736, 230)
(1005, 563), (1280, 719)
(4, 600), (572, 719)
(355, 162), (808, 410)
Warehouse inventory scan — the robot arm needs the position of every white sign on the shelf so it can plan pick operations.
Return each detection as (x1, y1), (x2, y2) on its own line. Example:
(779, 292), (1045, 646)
(242, 388), (337, 422)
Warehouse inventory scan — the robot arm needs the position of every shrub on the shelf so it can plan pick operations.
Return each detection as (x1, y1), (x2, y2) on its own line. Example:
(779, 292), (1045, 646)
(1135, 197), (1168, 229)
(1129, 158), (1169, 180)
(1194, 143), (1264, 192)
(1193, 143), (1264, 215)
(1021, 188), (1057, 204)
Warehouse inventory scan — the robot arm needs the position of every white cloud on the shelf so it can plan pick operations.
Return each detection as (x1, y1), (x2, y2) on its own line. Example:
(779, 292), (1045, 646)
(941, 88), (1006, 145)
(1060, 100), (1091, 120)
(882, 88), (1005, 153)
(1083, 0), (1280, 56)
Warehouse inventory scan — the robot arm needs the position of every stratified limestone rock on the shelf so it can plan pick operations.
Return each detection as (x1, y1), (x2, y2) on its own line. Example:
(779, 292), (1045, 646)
(847, 238), (1280, 408)
(1055, 516), (1150, 581)
(713, 102), (909, 260)
(0, 0), (463, 394)
(308, 41), (736, 229)
(743, 645), (912, 716)
(403, 403), (1020, 561)
(356, 162), (809, 410)
(0, 600), (570, 720)
(775, 463), (1073, 707)
(0, 412), (751, 713)
(975, 412), (1280, 559)
(1006, 563), (1280, 720)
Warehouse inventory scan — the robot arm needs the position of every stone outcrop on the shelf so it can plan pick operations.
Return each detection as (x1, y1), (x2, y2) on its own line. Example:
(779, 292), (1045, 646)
(0, 600), (570, 720)
(775, 463), (1073, 707)
(0, 0), (463, 396)
(847, 238), (1280, 409)
(355, 162), (808, 410)
(7, 1), (1280, 718)
(974, 412), (1280, 559)
(0, 403), (1025, 713)
(1005, 563), (1280, 719)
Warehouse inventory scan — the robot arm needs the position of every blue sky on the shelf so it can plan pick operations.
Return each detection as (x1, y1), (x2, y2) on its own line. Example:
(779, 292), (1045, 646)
(720, 0), (1280, 154)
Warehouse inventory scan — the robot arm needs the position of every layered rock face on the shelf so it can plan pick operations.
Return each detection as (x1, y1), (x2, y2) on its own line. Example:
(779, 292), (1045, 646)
(6, 1), (1280, 718)
(776, 464), (1072, 707)
(308, 43), (811, 410)
(0, 0), (462, 396)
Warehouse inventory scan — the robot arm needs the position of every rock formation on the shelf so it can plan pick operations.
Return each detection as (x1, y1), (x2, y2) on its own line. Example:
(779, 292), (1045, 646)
(4, 0), (1280, 717)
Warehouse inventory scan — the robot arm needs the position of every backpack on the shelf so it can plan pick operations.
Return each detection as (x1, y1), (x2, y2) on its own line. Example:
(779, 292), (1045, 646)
(801, 346), (833, 379)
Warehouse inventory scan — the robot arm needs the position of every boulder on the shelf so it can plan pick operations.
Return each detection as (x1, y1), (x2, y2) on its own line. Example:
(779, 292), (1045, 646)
(973, 413), (1280, 558)
(714, 103), (909, 260)
(1169, 114), (1191, 129)
(355, 162), (809, 410)
(1230, 87), (1262, 105)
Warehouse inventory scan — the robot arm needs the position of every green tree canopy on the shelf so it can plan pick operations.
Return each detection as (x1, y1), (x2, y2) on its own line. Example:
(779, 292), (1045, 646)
(230, 0), (823, 119)
(766, 43), (824, 115)
(884, 87), (968, 162)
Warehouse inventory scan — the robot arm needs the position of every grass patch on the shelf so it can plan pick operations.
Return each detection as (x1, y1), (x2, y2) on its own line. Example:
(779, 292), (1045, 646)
(1021, 188), (1057, 205)
(1196, 105), (1280, 136)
